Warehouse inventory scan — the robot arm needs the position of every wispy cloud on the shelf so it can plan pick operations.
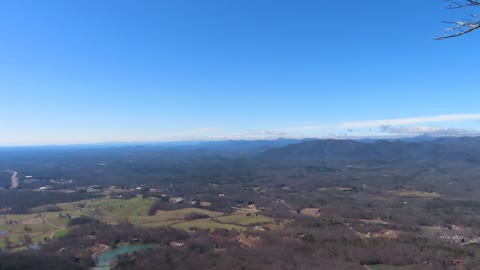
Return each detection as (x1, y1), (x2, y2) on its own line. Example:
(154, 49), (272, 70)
(428, 128), (480, 136)
(338, 114), (480, 128)
(380, 125), (480, 136)
(379, 125), (443, 134)
(244, 130), (288, 137)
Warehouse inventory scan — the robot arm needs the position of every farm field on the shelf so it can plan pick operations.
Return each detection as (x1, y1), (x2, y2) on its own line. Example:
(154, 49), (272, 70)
(214, 210), (274, 226)
(0, 196), (276, 250)
(0, 212), (70, 249)
(172, 218), (245, 231)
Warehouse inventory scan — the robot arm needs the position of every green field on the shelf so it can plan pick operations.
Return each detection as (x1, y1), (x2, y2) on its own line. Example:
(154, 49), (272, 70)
(129, 207), (223, 226)
(53, 228), (69, 238)
(172, 218), (245, 231)
(0, 196), (277, 250)
(0, 212), (71, 249)
(214, 212), (273, 226)
(82, 197), (156, 220)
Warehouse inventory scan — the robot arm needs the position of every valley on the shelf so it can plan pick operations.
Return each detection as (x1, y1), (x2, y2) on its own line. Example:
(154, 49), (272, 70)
(1, 138), (480, 269)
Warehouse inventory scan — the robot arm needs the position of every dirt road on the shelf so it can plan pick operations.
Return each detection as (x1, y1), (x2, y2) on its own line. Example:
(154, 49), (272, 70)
(44, 217), (66, 239)
(9, 171), (18, 189)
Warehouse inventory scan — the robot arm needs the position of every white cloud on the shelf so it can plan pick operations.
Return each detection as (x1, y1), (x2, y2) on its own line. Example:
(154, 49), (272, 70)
(338, 114), (480, 128)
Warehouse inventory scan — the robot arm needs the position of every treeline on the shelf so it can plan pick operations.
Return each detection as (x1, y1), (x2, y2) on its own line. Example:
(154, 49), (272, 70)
(0, 191), (97, 214)
(0, 171), (11, 188)
(62, 216), (189, 248)
(0, 253), (83, 270)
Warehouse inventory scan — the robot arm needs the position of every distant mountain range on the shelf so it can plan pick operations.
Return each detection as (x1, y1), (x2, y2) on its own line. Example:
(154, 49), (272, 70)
(3, 136), (480, 166)
(259, 136), (480, 164)
(0, 138), (309, 151)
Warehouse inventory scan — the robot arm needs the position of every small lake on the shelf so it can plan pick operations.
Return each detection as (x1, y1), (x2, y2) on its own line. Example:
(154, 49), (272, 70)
(93, 244), (160, 270)
(0, 231), (8, 235)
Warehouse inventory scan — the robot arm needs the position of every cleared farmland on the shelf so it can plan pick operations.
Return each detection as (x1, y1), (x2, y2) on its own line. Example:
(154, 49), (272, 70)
(0, 197), (276, 250)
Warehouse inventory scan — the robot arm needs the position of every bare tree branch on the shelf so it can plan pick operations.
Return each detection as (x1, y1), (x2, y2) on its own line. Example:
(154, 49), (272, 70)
(447, 0), (480, 9)
(437, 0), (480, 39)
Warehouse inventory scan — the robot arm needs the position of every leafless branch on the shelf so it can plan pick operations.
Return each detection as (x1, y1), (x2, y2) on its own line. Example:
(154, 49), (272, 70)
(437, 1), (480, 39)
(436, 19), (480, 39)
(446, 0), (480, 9)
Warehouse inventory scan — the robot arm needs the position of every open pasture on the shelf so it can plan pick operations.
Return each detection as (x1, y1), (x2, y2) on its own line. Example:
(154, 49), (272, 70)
(1, 197), (277, 250)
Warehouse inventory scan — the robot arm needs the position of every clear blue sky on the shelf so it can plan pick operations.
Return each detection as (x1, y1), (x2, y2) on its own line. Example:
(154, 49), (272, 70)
(1, 0), (479, 145)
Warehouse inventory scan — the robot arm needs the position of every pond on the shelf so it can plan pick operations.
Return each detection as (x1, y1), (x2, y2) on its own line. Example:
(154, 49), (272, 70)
(92, 244), (160, 270)
(0, 231), (8, 235)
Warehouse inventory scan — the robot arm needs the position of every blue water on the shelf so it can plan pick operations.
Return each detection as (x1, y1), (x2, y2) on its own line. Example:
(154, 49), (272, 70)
(93, 244), (160, 270)
(28, 244), (40, 250)
(0, 231), (8, 235)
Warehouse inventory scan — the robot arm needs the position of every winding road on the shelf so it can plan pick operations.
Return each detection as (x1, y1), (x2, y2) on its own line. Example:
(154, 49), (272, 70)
(10, 171), (18, 189)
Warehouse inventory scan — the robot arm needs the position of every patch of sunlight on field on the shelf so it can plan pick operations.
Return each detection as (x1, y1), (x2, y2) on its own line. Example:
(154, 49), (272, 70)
(53, 228), (69, 238)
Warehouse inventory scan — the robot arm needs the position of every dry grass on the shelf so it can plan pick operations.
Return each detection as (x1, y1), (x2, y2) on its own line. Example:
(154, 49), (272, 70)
(300, 208), (321, 217)
(389, 190), (442, 198)
(238, 234), (262, 248)
(199, 201), (212, 207)
(372, 230), (399, 240)
(318, 187), (354, 192)
(21, 216), (44, 225)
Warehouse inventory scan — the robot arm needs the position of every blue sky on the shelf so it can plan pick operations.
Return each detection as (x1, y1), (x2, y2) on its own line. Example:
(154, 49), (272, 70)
(1, 0), (480, 145)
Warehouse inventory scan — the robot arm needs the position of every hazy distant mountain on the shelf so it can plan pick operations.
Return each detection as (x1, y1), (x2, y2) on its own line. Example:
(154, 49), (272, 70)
(195, 138), (307, 150)
(5, 137), (480, 164)
(259, 137), (480, 164)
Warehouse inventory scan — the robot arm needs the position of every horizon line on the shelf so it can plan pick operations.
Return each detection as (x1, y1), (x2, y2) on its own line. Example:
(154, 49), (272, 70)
(1, 134), (478, 148)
